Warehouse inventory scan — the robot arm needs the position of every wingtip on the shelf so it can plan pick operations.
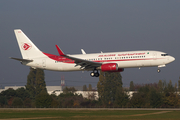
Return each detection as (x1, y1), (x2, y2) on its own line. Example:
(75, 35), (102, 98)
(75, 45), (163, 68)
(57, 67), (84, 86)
(55, 45), (65, 56)
(14, 29), (21, 32)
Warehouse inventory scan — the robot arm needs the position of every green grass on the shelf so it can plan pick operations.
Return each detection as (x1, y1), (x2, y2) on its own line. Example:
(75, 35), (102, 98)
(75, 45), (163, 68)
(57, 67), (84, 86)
(0, 109), (180, 120)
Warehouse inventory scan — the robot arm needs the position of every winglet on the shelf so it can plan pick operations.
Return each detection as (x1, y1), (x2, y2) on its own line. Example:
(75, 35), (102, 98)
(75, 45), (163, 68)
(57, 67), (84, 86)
(55, 45), (65, 56)
(81, 49), (86, 54)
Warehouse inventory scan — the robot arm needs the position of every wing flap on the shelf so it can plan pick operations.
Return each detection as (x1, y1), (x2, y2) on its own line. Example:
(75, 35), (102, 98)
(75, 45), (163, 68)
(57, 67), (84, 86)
(65, 55), (102, 69)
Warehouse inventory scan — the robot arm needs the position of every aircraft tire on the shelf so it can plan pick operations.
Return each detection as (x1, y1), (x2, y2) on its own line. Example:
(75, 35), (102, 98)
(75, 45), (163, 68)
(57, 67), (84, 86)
(94, 72), (99, 77)
(90, 72), (95, 77)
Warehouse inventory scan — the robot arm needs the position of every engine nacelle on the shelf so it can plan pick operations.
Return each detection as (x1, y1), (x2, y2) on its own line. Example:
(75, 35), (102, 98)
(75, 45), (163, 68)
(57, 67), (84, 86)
(101, 63), (124, 72)
(101, 63), (118, 72)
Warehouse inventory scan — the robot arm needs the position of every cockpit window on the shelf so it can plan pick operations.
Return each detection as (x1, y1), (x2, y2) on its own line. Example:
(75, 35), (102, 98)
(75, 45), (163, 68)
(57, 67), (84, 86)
(161, 54), (169, 56)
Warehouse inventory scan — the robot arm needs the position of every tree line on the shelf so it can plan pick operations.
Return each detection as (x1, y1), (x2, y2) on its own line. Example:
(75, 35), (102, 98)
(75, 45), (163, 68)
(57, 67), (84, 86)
(128, 80), (180, 108)
(0, 68), (180, 108)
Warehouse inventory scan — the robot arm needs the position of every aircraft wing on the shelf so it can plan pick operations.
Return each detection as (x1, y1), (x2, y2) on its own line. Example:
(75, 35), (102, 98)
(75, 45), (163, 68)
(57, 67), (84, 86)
(55, 45), (102, 70)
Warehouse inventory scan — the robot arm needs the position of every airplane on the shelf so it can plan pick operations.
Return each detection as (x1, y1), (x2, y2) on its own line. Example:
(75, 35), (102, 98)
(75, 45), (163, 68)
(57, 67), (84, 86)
(10, 29), (175, 77)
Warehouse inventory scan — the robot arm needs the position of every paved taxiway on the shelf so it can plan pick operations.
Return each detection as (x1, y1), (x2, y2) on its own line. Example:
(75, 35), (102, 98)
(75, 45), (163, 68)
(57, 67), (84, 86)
(1, 108), (180, 111)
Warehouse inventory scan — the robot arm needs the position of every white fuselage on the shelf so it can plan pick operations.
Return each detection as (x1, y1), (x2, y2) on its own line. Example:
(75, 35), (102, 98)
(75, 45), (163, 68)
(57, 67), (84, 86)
(24, 50), (175, 72)
(11, 29), (175, 77)
(12, 29), (175, 77)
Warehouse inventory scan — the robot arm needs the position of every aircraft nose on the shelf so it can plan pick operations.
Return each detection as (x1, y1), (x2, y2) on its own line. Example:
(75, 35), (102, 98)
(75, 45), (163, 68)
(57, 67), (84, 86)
(170, 56), (175, 62)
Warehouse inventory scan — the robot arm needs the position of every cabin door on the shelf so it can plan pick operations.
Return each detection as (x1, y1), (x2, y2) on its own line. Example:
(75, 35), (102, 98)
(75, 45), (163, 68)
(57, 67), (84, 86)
(42, 59), (46, 68)
(153, 53), (157, 60)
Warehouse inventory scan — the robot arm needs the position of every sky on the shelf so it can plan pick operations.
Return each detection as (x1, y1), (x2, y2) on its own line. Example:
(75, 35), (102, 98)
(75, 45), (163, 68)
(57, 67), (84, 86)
(0, 0), (180, 88)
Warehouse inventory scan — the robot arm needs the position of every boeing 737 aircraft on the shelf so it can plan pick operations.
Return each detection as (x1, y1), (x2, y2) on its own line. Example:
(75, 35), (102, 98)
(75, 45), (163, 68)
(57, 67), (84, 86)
(10, 29), (175, 77)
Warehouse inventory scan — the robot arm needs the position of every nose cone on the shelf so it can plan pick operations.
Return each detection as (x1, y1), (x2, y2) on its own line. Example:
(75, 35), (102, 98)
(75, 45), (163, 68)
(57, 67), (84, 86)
(170, 56), (175, 62)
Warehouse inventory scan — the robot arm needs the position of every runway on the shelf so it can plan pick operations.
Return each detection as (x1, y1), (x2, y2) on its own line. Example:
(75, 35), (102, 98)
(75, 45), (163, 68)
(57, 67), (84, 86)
(1, 108), (180, 111)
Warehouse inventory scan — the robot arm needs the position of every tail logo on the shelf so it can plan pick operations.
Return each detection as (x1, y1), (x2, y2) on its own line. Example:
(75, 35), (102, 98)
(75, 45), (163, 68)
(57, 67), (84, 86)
(22, 43), (32, 50)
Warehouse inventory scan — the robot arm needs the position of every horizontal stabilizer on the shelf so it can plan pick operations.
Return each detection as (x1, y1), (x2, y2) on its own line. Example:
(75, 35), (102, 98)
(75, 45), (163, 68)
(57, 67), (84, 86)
(10, 57), (33, 62)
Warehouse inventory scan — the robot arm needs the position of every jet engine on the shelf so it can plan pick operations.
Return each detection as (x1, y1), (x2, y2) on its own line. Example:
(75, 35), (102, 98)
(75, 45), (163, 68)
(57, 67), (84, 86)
(101, 63), (124, 72)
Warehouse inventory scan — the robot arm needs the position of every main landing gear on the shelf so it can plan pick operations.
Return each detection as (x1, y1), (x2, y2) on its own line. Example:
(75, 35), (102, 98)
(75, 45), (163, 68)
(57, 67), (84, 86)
(90, 70), (99, 77)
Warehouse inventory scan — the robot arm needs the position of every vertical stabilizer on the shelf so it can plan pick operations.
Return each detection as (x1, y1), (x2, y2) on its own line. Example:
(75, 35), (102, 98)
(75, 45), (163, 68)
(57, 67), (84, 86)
(14, 29), (45, 59)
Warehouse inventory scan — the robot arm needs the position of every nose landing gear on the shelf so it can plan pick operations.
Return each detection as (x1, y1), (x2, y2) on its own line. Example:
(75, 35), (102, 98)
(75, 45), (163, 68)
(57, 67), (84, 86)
(157, 69), (161, 73)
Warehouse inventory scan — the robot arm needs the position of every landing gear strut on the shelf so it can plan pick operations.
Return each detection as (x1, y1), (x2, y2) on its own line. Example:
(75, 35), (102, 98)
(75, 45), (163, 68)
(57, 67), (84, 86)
(90, 70), (99, 77)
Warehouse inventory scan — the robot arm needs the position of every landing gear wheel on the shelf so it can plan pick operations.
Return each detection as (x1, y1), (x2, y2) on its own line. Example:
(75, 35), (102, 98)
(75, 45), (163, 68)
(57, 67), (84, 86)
(90, 72), (95, 77)
(157, 69), (161, 73)
(94, 72), (99, 77)
(90, 70), (99, 77)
